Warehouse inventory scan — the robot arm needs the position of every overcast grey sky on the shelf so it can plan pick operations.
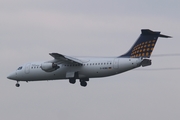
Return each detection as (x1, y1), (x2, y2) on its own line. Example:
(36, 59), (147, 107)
(1, 0), (180, 120)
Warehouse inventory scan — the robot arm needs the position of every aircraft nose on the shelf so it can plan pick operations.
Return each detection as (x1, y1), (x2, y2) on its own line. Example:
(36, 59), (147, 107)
(7, 72), (17, 80)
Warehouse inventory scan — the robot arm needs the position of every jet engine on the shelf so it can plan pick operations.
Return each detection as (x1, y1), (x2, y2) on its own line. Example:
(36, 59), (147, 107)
(41, 63), (59, 72)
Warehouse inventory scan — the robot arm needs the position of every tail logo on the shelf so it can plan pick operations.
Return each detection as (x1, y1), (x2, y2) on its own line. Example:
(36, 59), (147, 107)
(131, 40), (156, 58)
(120, 29), (172, 58)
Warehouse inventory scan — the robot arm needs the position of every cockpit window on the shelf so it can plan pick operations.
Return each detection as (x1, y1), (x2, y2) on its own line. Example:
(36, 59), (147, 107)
(17, 66), (23, 70)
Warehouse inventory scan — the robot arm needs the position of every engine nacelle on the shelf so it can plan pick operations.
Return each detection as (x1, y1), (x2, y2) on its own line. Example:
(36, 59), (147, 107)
(41, 63), (59, 72)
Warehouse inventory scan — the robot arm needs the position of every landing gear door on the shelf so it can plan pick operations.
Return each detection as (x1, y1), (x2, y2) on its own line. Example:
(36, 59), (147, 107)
(66, 72), (75, 78)
(113, 58), (119, 69)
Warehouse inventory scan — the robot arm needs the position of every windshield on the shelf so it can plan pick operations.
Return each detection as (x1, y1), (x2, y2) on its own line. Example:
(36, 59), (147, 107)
(17, 66), (23, 70)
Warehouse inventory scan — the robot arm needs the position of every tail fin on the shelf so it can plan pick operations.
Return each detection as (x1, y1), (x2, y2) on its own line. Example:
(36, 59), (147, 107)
(120, 29), (171, 58)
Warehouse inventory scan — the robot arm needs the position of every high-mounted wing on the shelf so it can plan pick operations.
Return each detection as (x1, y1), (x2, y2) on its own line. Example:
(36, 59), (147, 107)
(49, 53), (83, 65)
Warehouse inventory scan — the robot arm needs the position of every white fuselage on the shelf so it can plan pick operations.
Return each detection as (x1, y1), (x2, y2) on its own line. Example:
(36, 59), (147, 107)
(10, 57), (143, 82)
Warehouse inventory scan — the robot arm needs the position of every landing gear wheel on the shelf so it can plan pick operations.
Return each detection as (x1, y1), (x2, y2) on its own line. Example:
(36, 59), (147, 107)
(69, 78), (76, 84)
(80, 81), (87, 87)
(16, 83), (20, 87)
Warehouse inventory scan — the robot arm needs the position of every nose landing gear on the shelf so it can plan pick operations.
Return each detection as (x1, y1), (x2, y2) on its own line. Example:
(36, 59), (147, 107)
(16, 81), (20, 87)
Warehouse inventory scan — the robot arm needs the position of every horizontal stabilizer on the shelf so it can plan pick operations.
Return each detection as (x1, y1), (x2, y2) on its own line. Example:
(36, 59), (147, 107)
(159, 34), (172, 38)
(141, 29), (172, 38)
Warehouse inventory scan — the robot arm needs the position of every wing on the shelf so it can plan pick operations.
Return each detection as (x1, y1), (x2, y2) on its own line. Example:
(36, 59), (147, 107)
(49, 53), (83, 65)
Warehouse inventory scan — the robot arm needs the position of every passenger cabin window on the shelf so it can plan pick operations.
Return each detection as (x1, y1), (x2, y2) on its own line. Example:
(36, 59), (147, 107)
(17, 66), (23, 70)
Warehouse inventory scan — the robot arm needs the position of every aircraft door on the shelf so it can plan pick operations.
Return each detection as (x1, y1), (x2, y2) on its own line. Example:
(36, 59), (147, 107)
(24, 63), (31, 74)
(113, 58), (119, 69)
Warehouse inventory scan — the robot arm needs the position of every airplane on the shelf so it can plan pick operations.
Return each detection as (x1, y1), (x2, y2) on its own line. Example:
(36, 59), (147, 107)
(7, 29), (171, 87)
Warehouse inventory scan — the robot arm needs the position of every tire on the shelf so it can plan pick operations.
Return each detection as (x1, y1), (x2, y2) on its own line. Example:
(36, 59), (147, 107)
(80, 81), (87, 87)
(69, 78), (76, 84)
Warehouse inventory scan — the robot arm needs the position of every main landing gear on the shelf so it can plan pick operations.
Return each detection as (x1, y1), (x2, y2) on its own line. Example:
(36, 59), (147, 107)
(69, 78), (89, 87)
(80, 78), (89, 87)
(80, 81), (87, 87)
(15, 81), (20, 87)
(69, 78), (76, 84)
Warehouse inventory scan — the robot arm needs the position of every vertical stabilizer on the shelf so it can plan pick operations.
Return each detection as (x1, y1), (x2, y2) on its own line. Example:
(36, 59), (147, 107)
(120, 29), (171, 58)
